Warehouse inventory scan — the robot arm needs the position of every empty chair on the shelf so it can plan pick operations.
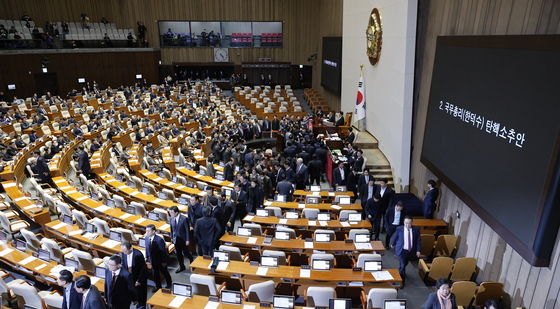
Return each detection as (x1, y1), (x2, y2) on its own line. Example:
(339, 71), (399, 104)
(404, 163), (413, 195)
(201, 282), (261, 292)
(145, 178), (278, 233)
(10, 282), (63, 309)
(70, 249), (104, 273)
(154, 208), (169, 221)
(303, 208), (319, 220)
(262, 250), (289, 265)
(131, 176), (143, 190)
(189, 274), (225, 297)
(244, 280), (275, 303)
(40, 238), (73, 263)
(339, 210), (358, 221)
(56, 201), (73, 217)
(20, 228), (42, 253)
(361, 288), (398, 309)
(242, 223), (262, 236)
(143, 182), (157, 195)
(473, 282), (504, 307)
(356, 253), (382, 268)
(78, 173), (88, 190)
(419, 256), (454, 283)
(112, 227), (140, 243)
(218, 245), (247, 262)
(114, 195), (127, 209)
(420, 234), (436, 258)
(450, 257), (477, 281)
(161, 168), (172, 180)
(91, 217), (111, 237)
(276, 226), (296, 239)
(264, 206), (281, 217)
(131, 201), (147, 217)
(176, 175), (187, 185)
(162, 188), (175, 201)
(306, 286), (335, 307)
(0, 212), (29, 236)
(433, 235), (458, 257)
(451, 281), (478, 307)
(313, 229), (335, 241)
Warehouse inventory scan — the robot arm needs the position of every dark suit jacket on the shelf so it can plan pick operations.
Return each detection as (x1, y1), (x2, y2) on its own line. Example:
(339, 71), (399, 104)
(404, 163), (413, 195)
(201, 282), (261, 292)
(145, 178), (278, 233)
(333, 167), (347, 186)
(335, 116), (345, 126)
(121, 249), (147, 284)
(104, 268), (136, 308)
(357, 175), (373, 191)
(423, 292), (457, 309)
(224, 163), (234, 181)
(360, 184), (378, 204)
(345, 132), (355, 144)
(384, 207), (406, 230)
(62, 282), (82, 309)
(145, 234), (168, 265)
(294, 164), (308, 188)
(284, 167), (295, 183)
(77, 150), (91, 175)
(170, 214), (190, 243)
(391, 226), (421, 256)
(376, 186), (395, 213)
(308, 159), (323, 177)
(276, 180), (294, 201)
(271, 119), (280, 130)
(194, 216), (221, 251)
(81, 286), (106, 309)
(423, 188), (439, 210)
(364, 198), (383, 219)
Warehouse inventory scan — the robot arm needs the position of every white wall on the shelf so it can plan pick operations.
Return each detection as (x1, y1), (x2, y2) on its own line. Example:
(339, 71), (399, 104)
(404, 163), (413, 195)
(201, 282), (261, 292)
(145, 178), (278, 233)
(341, 0), (417, 190)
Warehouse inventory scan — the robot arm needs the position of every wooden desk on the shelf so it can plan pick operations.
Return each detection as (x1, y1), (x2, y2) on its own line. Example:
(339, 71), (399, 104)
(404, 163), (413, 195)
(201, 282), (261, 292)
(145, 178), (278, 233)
(52, 177), (173, 234)
(97, 173), (186, 211)
(138, 170), (207, 198)
(176, 167), (234, 189)
(190, 257), (401, 288)
(148, 292), (270, 309)
(0, 241), (104, 291)
(44, 220), (174, 256)
(293, 190), (355, 199)
(263, 201), (362, 212)
(2, 181), (51, 225)
(220, 234), (384, 253)
(412, 218), (449, 234)
(243, 215), (371, 230)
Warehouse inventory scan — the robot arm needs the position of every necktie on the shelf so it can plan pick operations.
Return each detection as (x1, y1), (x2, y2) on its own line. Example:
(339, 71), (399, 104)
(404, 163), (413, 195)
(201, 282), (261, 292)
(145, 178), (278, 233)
(407, 229), (412, 251)
(112, 271), (117, 287)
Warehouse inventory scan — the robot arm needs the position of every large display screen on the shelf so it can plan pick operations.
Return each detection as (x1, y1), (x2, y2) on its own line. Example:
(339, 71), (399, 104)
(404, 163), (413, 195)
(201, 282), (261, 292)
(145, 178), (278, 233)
(321, 37), (342, 95)
(421, 35), (560, 266)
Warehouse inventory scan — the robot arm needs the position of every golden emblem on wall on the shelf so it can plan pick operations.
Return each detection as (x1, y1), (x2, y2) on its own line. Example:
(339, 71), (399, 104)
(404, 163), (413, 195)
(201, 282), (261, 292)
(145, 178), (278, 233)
(366, 8), (382, 65)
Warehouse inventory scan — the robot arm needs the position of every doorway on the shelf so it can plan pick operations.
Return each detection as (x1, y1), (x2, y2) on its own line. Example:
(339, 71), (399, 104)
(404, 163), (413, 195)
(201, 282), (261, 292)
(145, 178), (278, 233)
(34, 73), (59, 95)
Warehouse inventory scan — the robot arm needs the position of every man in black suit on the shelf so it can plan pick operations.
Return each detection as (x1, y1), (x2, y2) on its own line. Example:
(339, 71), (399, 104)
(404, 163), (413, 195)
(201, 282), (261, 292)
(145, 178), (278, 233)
(168, 206), (192, 273)
(58, 270), (82, 309)
(357, 168), (374, 193)
(347, 169), (359, 201)
(104, 254), (136, 309)
(294, 158), (308, 190)
(121, 241), (147, 309)
(352, 150), (365, 172)
(247, 180), (264, 214)
(194, 206), (222, 255)
(345, 127), (356, 144)
(333, 162), (347, 187)
(218, 193), (234, 232)
(276, 179), (294, 202)
(384, 201), (406, 248)
(230, 185), (247, 227)
(144, 224), (172, 292)
(76, 145), (91, 179)
(271, 115), (281, 131)
(308, 154), (323, 186)
(74, 275), (106, 309)
(376, 178), (394, 228)
(359, 178), (377, 212)
(283, 161), (296, 184)
(223, 158), (235, 181)
(32, 151), (56, 188)
(365, 194), (383, 240)
(423, 179), (439, 219)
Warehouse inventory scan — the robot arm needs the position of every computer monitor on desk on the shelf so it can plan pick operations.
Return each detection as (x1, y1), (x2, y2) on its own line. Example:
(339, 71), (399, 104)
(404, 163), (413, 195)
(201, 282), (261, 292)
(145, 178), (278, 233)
(95, 266), (106, 278)
(38, 249), (50, 262)
(65, 258), (79, 270)
(213, 250), (229, 262)
(109, 231), (122, 242)
(275, 195), (286, 202)
(314, 233), (332, 242)
(384, 300), (406, 309)
(139, 237), (146, 248)
(355, 233), (371, 243)
(221, 290), (242, 304)
(256, 209), (269, 217)
(329, 299), (352, 309)
(364, 260), (382, 272)
(273, 295), (294, 309)
(261, 256), (278, 267)
(237, 227), (252, 237)
(348, 213), (362, 222)
(312, 259), (331, 270)
(172, 283), (192, 297)
(275, 231), (290, 240)
(338, 196), (351, 205)
(310, 185), (321, 192)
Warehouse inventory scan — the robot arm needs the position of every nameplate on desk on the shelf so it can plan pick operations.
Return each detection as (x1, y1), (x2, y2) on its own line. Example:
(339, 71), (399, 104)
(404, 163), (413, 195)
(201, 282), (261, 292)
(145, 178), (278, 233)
(298, 204), (305, 208)
(300, 268), (311, 278)
(204, 301), (220, 309)
(101, 239), (120, 248)
(304, 242), (314, 249)
(328, 192), (336, 197)
(168, 295), (187, 308)
(355, 243), (372, 250)
(217, 261), (229, 271)
(247, 237), (257, 244)
(176, 185), (186, 189)
(19, 256), (37, 265)
(135, 218), (147, 224)
(95, 205), (110, 212)
(119, 213), (132, 220)
(2, 182), (16, 188)
(117, 185), (127, 190)
(52, 222), (67, 230)
(210, 179), (222, 184)
(69, 230), (82, 236)
(245, 215), (255, 221)
(159, 223), (170, 230)
(77, 196), (89, 201)
(193, 174), (202, 179)
(256, 267), (269, 276)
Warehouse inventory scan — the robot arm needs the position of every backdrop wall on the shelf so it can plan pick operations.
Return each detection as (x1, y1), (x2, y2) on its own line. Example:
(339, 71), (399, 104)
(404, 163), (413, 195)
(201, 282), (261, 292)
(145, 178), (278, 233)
(341, 0), (417, 191)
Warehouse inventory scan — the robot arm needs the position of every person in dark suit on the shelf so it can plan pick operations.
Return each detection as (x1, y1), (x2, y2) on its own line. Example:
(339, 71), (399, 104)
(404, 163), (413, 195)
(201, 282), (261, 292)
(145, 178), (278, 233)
(76, 145), (91, 179)
(357, 168), (374, 193)
(231, 185), (247, 226)
(168, 206), (192, 273)
(247, 180), (264, 214)
(376, 178), (394, 227)
(194, 206), (222, 256)
(276, 179), (294, 202)
(423, 179), (439, 218)
(283, 162), (295, 183)
(32, 151), (56, 188)
(218, 193), (234, 232)
(104, 254), (136, 309)
(223, 158), (235, 181)
(308, 154), (323, 186)
(271, 115), (281, 131)
(333, 162), (347, 186)
(359, 179), (377, 213)
(365, 193), (383, 240)
(144, 224), (172, 292)
(335, 112), (345, 126)
(345, 127), (356, 144)
(347, 169), (359, 200)
(423, 278), (458, 309)
(58, 269), (82, 309)
(120, 241), (147, 309)
(390, 216), (421, 283)
(74, 275), (106, 309)
(274, 164), (286, 185)
(262, 119), (271, 132)
(384, 201), (406, 248)
(294, 158), (308, 190)
(352, 150), (365, 172)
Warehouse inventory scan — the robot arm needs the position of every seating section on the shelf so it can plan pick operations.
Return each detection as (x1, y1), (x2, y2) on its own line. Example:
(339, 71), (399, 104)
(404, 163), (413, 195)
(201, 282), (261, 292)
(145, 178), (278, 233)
(304, 88), (332, 114)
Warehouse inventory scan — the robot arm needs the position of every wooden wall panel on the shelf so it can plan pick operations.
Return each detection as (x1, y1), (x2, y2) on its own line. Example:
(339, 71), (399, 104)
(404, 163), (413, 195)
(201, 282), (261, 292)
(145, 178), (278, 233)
(411, 0), (560, 308)
(0, 50), (160, 98)
(0, 0), (343, 109)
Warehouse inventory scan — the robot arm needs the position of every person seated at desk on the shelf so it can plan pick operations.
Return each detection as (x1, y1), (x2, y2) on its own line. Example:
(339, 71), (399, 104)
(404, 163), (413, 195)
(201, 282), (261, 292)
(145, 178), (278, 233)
(423, 278), (457, 309)
(335, 112), (345, 126)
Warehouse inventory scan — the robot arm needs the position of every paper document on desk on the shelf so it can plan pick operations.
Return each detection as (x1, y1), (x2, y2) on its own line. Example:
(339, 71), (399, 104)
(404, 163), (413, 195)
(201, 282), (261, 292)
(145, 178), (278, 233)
(159, 224), (170, 230)
(372, 271), (394, 281)
(83, 233), (98, 240)
(308, 220), (317, 226)
(95, 205), (110, 212)
(319, 221), (328, 226)
(101, 239), (120, 248)
(135, 218), (147, 224)
(328, 192), (336, 197)
(330, 205), (342, 210)
(340, 222), (350, 227)
(52, 222), (67, 230)
(176, 185), (186, 189)
(264, 201), (273, 206)
(69, 230), (83, 236)
(34, 264), (47, 271)
(298, 204), (305, 208)
(304, 242), (313, 249)
(77, 196), (89, 201)
(19, 256), (37, 265)
(169, 296), (187, 308)
(204, 301), (220, 309)
(217, 261), (229, 271)
(246, 237), (257, 244)
(354, 243), (372, 250)
(152, 198), (163, 203)
(300, 269), (311, 278)
(90, 277), (101, 285)
(119, 213), (132, 219)
(279, 219), (288, 224)
(256, 267), (268, 276)
(245, 215), (255, 221)
(210, 179), (222, 184)
(243, 305), (256, 309)
(154, 177), (163, 181)
(130, 191), (140, 196)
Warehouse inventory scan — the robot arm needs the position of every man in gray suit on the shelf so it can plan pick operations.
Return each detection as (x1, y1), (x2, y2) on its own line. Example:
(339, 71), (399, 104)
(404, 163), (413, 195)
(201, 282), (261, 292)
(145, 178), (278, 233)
(74, 275), (106, 309)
